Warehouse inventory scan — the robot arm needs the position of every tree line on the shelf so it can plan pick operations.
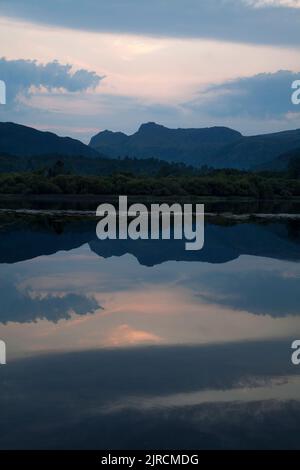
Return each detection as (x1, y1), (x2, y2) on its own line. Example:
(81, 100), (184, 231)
(0, 154), (299, 198)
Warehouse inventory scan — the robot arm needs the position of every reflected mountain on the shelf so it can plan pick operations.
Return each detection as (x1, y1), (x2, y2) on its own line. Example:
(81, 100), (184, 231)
(0, 216), (93, 263)
(0, 214), (299, 265)
(90, 220), (300, 266)
(1, 213), (300, 449)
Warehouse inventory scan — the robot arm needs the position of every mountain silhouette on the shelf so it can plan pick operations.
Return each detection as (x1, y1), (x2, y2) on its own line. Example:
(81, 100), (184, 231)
(257, 147), (300, 171)
(89, 122), (242, 167)
(0, 122), (99, 158)
(2, 120), (300, 170)
(89, 221), (300, 266)
(0, 216), (299, 266)
(89, 122), (300, 170)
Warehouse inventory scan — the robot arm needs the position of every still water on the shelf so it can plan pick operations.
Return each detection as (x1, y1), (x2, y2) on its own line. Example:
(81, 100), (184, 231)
(0, 210), (300, 449)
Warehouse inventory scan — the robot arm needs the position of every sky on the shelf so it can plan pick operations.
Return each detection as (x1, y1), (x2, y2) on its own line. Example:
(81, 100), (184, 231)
(0, 0), (300, 142)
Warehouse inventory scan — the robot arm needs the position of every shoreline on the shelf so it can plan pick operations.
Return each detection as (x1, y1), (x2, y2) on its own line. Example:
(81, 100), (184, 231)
(0, 195), (299, 219)
(0, 207), (299, 220)
(0, 194), (300, 202)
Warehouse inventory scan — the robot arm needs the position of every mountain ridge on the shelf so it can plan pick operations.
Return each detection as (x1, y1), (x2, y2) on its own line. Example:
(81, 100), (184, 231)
(0, 122), (99, 158)
(89, 122), (300, 170)
(1, 121), (300, 170)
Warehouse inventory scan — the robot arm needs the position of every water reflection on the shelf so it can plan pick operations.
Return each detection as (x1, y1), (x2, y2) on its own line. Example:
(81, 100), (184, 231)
(0, 213), (300, 449)
(0, 341), (300, 449)
(0, 214), (299, 265)
(0, 278), (101, 324)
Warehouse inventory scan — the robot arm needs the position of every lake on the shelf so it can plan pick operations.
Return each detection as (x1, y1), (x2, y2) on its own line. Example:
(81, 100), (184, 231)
(0, 204), (300, 449)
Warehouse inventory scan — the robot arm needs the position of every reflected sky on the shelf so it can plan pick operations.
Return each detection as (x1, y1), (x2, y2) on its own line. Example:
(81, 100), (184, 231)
(0, 341), (300, 449)
(0, 235), (300, 358)
(0, 216), (300, 449)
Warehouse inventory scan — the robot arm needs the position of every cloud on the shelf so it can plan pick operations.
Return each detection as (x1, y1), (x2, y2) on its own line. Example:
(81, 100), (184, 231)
(244, 0), (300, 7)
(105, 324), (162, 347)
(1, 58), (300, 139)
(0, 280), (101, 324)
(197, 269), (300, 317)
(2, 75), (299, 141)
(0, 57), (103, 105)
(0, 87), (183, 141)
(0, 0), (300, 47)
(188, 70), (300, 119)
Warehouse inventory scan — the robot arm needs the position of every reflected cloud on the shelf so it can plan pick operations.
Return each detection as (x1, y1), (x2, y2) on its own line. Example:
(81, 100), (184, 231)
(104, 324), (162, 347)
(0, 279), (101, 324)
(105, 376), (300, 412)
(0, 340), (300, 449)
(196, 270), (300, 317)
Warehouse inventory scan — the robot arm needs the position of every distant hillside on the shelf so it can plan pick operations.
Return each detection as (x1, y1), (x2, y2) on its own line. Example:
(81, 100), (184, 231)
(89, 122), (300, 170)
(211, 130), (300, 170)
(0, 153), (195, 176)
(89, 122), (242, 167)
(0, 122), (99, 158)
(257, 147), (300, 172)
(3, 121), (300, 171)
